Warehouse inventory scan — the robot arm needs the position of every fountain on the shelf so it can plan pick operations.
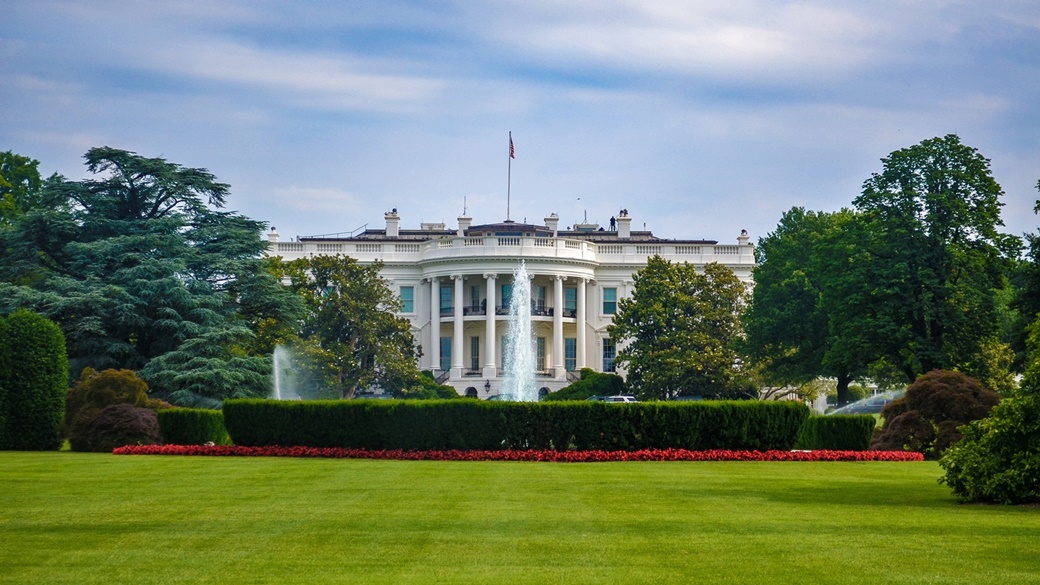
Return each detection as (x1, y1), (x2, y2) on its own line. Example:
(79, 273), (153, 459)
(271, 345), (300, 400)
(500, 261), (538, 402)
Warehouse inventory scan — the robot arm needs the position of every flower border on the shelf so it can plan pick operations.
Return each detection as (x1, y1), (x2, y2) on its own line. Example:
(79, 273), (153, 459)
(112, 444), (924, 462)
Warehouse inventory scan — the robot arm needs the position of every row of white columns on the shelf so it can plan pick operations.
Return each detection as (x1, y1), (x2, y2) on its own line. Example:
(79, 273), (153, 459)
(426, 273), (587, 379)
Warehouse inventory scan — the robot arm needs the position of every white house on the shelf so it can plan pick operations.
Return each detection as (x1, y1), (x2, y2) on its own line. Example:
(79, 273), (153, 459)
(267, 210), (755, 398)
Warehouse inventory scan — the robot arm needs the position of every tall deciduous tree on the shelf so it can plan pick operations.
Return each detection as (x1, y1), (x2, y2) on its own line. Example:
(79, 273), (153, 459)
(0, 147), (303, 404)
(281, 255), (420, 398)
(609, 258), (747, 400)
(742, 207), (868, 406)
(847, 135), (1017, 388)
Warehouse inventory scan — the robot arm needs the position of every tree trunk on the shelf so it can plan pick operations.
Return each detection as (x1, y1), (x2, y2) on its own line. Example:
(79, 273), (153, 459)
(836, 372), (853, 407)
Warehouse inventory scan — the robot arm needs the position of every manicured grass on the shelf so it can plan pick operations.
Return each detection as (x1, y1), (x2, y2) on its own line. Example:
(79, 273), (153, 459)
(2, 453), (1038, 584)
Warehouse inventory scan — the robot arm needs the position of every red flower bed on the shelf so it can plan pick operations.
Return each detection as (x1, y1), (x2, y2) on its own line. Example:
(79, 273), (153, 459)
(112, 444), (924, 462)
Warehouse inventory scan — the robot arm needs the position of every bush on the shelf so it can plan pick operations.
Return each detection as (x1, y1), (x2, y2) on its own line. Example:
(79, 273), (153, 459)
(871, 370), (999, 459)
(543, 369), (626, 401)
(157, 408), (231, 445)
(939, 391), (1040, 504)
(223, 398), (810, 451)
(66, 368), (170, 452)
(76, 404), (161, 452)
(0, 310), (68, 450)
(795, 415), (875, 451)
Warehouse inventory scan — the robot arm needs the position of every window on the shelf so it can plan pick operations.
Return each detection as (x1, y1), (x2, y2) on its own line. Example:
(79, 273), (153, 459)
(536, 337), (546, 371)
(470, 336), (480, 371)
(440, 337), (452, 372)
(470, 285), (481, 312)
(440, 286), (453, 316)
(399, 286), (414, 313)
(534, 286), (547, 313)
(564, 338), (576, 371)
(564, 287), (577, 317)
(602, 338), (616, 372)
(501, 283), (513, 312)
(603, 287), (617, 314)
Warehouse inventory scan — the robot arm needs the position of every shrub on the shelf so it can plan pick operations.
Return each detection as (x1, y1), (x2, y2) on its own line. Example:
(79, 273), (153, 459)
(543, 369), (627, 401)
(795, 415), (875, 451)
(157, 408), (231, 445)
(77, 404), (161, 452)
(871, 370), (999, 459)
(66, 369), (169, 452)
(223, 398), (810, 451)
(0, 310), (68, 450)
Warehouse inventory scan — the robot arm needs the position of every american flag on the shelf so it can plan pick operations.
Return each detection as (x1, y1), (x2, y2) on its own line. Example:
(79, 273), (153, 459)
(509, 134), (515, 159)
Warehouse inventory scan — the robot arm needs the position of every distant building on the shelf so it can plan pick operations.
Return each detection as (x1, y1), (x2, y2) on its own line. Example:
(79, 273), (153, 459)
(267, 210), (754, 398)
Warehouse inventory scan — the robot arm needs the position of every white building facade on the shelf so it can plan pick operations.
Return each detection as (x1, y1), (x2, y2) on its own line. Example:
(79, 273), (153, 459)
(267, 211), (755, 399)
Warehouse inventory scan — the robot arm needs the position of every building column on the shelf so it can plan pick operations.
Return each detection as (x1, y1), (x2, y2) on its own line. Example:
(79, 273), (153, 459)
(577, 278), (587, 369)
(451, 274), (464, 378)
(429, 277), (440, 372)
(553, 275), (565, 379)
(483, 273), (497, 379)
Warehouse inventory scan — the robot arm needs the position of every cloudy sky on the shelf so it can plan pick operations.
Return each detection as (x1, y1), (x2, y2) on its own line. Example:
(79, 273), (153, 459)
(2, 1), (1038, 245)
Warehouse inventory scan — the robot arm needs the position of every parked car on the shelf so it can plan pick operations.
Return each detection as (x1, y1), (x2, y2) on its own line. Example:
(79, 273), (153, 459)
(601, 395), (639, 403)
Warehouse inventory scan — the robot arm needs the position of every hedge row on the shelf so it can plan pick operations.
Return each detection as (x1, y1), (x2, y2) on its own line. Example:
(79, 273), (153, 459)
(222, 399), (810, 451)
(794, 415), (876, 451)
(157, 408), (231, 445)
(0, 310), (68, 451)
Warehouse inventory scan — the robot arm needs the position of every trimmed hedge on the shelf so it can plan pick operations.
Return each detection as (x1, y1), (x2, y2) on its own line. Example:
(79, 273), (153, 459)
(158, 408), (231, 445)
(794, 415), (876, 451)
(0, 310), (68, 451)
(223, 399), (810, 451)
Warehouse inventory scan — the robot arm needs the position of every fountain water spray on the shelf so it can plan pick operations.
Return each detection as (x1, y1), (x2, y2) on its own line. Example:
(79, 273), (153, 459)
(501, 261), (538, 401)
(271, 345), (299, 400)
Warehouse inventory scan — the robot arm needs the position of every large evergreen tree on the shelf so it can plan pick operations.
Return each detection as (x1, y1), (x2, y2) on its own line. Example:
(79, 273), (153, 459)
(0, 147), (302, 404)
(609, 258), (747, 400)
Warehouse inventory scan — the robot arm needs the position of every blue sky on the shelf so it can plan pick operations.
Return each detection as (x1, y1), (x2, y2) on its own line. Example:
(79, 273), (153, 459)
(2, 1), (1038, 245)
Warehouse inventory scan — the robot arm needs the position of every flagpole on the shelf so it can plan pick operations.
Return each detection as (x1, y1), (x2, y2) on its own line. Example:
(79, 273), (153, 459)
(507, 131), (512, 222)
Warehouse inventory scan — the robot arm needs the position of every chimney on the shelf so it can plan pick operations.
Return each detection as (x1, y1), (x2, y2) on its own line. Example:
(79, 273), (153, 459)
(544, 213), (559, 236)
(458, 214), (472, 236)
(385, 209), (400, 238)
(737, 229), (750, 246)
(267, 227), (280, 243)
(617, 213), (632, 239)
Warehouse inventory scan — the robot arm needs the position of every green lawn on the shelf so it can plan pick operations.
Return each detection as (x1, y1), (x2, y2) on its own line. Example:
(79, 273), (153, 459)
(2, 453), (1038, 584)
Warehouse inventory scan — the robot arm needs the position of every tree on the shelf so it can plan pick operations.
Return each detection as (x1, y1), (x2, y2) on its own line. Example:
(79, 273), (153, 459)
(742, 208), (870, 406)
(0, 310), (68, 450)
(847, 135), (1018, 386)
(0, 147), (303, 404)
(609, 258), (747, 400)
(0, 151), (47, 226)
(281, 254), (420, 398)
(872, 370), (999, 459)
(543, 368), (627, 401)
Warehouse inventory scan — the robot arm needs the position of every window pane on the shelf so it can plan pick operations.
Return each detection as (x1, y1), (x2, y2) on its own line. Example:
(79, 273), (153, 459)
(440, 337), (452, 371)
(400, 286), (414, 313)
(603, 287), (617, 315)
(440, 287), (453, 315)
(602, 338), (616, 372)
(565, 338), (576, 371)
(470, 336), (480, 371)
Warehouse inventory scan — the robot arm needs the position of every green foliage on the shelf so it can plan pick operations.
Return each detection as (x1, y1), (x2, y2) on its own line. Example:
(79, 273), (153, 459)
(872, 370), (999, 459)
(609, 257), (747, 400)
(394, 371), (461, 400)
(742, 208), (868, 406)
(543, 368), (626, 401)
(939, 390), (1040, 504)
(65, 368), (169, 451)
(0, 151), (46, 226)
(0, 147), (303, 404)
(281, 254), (420, 398)
(847, 135), (1018, 387)
(76, 403), (161, 452)
(223, 398), (809, 451)
(794, 415), (875, 451)
(0, 310), (68, 450)
(157, 408), (231, 445)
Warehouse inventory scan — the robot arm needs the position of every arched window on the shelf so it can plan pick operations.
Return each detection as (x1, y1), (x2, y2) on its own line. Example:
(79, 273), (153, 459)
(539, 387), (550, 401)
(465, 387), (478, 398)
